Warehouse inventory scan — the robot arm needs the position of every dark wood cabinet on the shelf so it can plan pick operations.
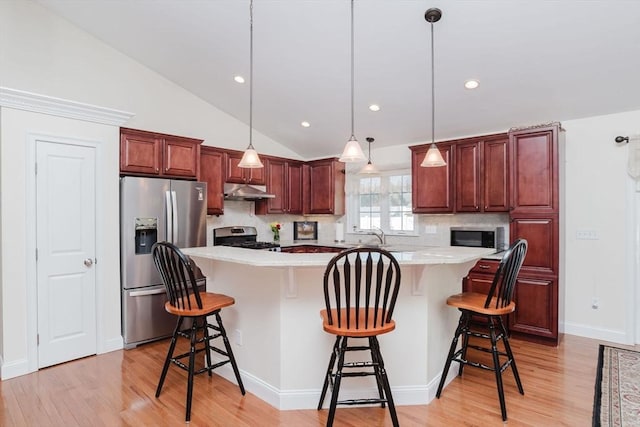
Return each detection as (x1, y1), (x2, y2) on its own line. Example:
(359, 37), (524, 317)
(455, 135), (509, 213)
(256, 158), (303, 215)
(412, 134), (507, 214)
(483, 137), (510, 212)
(509, 216), (558, 276)
(303, 158), (345, 215)
(199, 146), (225, 215)
(224, 149), (265, 185)
(287, 162), (303, 214)
(510, 276), (557, 340)
(455, 141), (481, 212)
(410, 143), (454, 213)
(509, 125), (559, 215)
(120, 128), (201, 179)
(463, 259), (499, 294)
(508, 122), (562, 345)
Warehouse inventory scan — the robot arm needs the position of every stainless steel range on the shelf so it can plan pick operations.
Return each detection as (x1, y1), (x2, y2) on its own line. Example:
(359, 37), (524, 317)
(213, 226), (280, 250)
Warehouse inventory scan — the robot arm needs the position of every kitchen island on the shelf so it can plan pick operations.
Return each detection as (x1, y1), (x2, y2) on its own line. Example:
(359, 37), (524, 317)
(181, 245), (495, 410)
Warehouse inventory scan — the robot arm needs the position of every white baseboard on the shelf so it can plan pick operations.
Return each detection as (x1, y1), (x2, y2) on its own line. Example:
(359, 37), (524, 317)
(1, 357), (33, 380)
(562, 322), (630, 344)
(212, 361), (432, 410)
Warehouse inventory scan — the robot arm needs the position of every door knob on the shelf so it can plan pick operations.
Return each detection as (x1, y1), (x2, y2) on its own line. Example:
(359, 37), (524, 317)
(84, 258), (94, 267)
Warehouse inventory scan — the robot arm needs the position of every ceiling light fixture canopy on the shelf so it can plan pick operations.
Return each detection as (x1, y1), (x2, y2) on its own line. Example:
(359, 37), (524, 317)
(339, 0), (366, 163)
(238, 0), (264, 169)
(421, 7), (446, 168)
(359, 137), (379, 174)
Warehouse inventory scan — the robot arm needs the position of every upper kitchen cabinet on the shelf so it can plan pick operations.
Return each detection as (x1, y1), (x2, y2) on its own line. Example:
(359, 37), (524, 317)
(483, 136), (510, 212)
(303, 158), (345, 215)
(509, 124), (560, 214)
(255, 157), (303, 215)
(455, 134), (509, 213)
(199, 146), (225, 215)
(120, 127), (202, 179)
(410, 143), (454, 213)
(224, 149), (265, 185)
(455, 140), (481, 212)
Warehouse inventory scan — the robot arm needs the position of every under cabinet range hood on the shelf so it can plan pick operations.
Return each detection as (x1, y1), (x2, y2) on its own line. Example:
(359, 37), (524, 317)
(223, 183), (275, 201)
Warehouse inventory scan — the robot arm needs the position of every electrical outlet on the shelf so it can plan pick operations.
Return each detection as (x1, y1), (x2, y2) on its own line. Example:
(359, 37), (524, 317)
(234, 329), (243, 346)
(424, 225), (437, 234)
(576, 230), (599, 240)
(591, 298), (599, 310)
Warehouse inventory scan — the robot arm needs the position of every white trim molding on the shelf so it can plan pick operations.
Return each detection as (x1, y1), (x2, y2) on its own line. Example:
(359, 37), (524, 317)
(212, 362), (430, 410)
(0, 87), (134, 126)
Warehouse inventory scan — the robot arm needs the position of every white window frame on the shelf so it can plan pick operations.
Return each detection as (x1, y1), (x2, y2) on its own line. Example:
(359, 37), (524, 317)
(346, 169), (419, 237)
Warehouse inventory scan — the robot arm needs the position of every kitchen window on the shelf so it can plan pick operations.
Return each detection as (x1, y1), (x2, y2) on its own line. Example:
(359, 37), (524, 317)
(347, 170), (416, 235)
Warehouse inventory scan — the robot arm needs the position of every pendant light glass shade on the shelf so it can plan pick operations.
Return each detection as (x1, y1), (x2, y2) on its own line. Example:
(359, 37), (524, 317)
(340, 136), (366, 162)
(359, 137), (379, 174)
(339, 0), (366, 163)
(420, 143), (446, 167)
(238, 146), (263, 168)
(421, 7), (446, 168)
(239, 0), (264, 169)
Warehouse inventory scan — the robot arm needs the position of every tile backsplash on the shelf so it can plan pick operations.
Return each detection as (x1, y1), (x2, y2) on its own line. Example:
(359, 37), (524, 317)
(206, 201), (509, 248)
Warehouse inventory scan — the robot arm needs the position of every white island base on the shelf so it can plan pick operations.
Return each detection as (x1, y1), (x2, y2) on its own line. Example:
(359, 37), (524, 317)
(182, 246), (495, 410)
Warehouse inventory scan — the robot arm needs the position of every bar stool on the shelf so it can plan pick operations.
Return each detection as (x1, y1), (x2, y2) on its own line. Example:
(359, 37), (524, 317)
(151, 241), (245, 423)
(435, 239), (528, 421)
(317, 247), (401, 427)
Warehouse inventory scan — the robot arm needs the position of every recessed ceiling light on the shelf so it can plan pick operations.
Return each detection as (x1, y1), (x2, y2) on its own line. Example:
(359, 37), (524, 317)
(234, 75), (245, 84)
(301, 121), (310, 128)
(464, 79), (479, 89)
(369, 104), (381, 112)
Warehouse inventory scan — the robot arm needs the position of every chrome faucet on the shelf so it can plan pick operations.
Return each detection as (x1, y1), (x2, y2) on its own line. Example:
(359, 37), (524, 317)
(370, 227), (385, 245)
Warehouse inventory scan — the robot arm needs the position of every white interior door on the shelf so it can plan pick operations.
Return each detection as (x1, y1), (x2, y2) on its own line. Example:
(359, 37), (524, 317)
(36, 139), (97, 368)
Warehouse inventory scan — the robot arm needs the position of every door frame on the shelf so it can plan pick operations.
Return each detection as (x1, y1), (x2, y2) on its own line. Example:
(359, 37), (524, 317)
(25, 132), (106, 372)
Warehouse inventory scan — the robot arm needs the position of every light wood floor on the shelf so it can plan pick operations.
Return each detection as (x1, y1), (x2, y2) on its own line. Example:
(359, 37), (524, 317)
(0, 333), (628, 426)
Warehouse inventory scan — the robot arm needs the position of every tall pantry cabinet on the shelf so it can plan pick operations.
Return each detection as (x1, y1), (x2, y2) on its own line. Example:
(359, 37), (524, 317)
(508, 122), (562, 345)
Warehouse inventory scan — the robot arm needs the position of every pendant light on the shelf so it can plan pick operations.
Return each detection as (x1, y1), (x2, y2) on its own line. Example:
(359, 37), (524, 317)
(238, 0), (264, 168)
(359, 137), (379, 174)
(421, 8), (446, 167)
(339, 0), (366, 163)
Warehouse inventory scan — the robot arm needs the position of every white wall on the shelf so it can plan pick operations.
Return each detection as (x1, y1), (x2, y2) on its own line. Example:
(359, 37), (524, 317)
(562, 111), (640, 343)
(0, 0), (300, 159)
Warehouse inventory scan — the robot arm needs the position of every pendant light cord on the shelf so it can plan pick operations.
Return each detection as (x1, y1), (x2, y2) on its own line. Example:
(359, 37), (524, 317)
(430, 20), (435, 145)
(249, 0), (254, 149)
(350, 0), (355, 139)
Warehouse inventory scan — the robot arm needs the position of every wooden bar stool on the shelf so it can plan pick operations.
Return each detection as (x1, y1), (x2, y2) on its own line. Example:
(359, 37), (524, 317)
(317, 247), (401, 427)
(436, 239), (528, 421)
(151, 241), (245, 423)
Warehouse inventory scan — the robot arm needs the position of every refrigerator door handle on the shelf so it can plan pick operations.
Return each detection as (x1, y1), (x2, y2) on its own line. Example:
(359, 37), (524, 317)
(165, 190), (173, 243)
(129, 288), (167, 297)
(171, 190), (179, 243)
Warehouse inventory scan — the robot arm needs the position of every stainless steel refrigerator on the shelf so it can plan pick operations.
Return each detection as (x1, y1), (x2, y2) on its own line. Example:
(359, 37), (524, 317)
(120, 176), (207, 348)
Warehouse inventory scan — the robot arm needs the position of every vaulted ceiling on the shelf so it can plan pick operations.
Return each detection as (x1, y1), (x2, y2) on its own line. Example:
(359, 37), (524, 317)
(37, 0), (640, 159)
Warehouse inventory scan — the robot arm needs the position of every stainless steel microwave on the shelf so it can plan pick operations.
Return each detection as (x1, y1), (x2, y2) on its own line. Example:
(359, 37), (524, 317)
(450, 227), (505, 250)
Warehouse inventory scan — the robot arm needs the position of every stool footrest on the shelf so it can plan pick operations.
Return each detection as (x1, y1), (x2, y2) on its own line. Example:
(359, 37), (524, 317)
(343, 361), (377, 368)
(337, 397), (388, 406)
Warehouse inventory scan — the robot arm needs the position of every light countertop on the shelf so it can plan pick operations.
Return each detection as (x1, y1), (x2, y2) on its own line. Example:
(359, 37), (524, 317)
(181, 244), (496, 268)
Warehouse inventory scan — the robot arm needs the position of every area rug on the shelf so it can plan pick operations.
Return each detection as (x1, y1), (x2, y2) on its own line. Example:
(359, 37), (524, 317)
(593, 344), (640, 426)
